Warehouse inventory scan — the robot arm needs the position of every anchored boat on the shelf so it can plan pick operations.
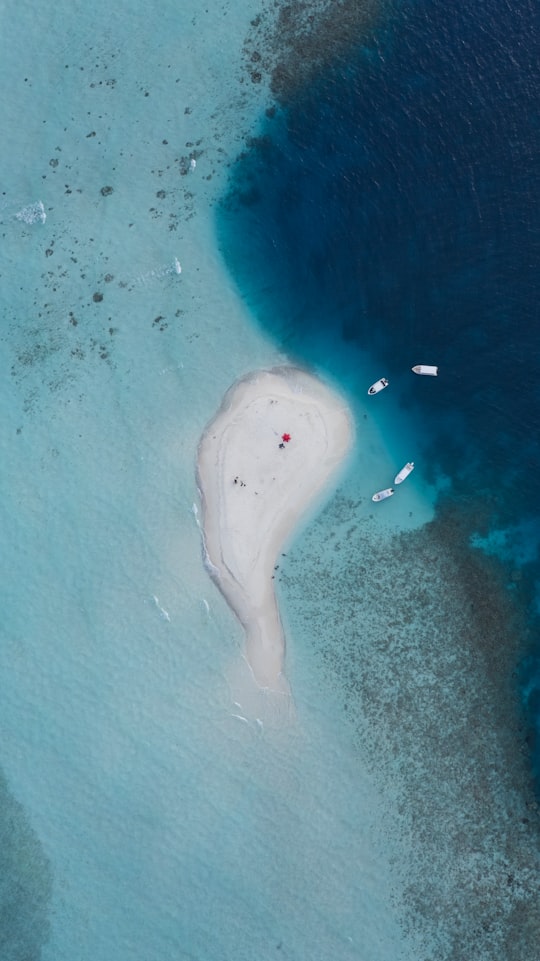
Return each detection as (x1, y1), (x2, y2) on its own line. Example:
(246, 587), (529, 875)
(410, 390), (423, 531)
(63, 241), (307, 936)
(368, 377), (389, 395)
(412, 365), (438, 376)
(372, 487), (395, 502)
(394, 462), (414, 484)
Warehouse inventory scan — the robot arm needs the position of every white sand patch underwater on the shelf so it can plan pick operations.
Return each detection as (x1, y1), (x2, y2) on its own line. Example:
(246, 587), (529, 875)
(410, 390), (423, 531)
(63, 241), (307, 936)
(0, 1), (438, 960)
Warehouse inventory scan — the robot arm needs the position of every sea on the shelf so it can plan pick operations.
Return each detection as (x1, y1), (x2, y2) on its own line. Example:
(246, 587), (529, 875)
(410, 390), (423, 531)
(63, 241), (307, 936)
(1, 0), (539, 959)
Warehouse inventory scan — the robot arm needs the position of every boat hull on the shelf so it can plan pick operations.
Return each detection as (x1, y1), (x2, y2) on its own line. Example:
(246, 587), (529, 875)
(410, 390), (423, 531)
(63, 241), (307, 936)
(372, 487), (395, 502)
(368, 377), (389, 395)
(412, 365), (438, 376)
(394, 462), (415, 484)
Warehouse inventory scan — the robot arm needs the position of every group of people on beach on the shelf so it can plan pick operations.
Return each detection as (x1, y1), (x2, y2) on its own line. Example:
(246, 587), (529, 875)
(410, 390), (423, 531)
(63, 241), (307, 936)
(233, 433), (292, 485)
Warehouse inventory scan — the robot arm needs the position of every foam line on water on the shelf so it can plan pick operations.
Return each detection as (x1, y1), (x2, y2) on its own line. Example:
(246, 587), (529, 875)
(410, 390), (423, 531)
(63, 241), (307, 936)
(0, 199), (47, 225)
(130, 257), (183, 288)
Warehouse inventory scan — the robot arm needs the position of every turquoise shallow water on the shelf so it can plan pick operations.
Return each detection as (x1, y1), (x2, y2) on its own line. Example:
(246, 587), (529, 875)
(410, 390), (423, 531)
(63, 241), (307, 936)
(3, 0), (539, 958)
(0, 2), (420, 960)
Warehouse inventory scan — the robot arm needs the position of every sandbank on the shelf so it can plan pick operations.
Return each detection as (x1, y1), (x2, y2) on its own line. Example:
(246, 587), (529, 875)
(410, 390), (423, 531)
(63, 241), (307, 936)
(197, 366), (353, 690)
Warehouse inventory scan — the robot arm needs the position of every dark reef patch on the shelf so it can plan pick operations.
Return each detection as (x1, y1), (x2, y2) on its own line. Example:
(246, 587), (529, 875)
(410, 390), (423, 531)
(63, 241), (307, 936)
(243, 0), (387, 101)
(280, 491), (540, 959)
(0, 768), (53, 959)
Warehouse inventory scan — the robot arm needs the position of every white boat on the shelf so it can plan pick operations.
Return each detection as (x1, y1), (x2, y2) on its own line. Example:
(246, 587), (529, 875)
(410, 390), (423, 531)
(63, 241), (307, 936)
(412, 365), (438, 376)
(368, 377), (389, 395)
(372, 487), (395, 502)
(394, 461), (414, 484)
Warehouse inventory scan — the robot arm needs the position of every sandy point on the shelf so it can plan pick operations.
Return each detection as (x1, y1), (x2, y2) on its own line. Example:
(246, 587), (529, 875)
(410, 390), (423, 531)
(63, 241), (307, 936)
(196, 366), (353, 691)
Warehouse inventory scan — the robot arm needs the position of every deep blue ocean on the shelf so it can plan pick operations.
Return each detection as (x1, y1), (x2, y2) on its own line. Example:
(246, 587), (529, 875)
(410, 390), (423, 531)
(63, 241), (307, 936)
(219, 0), (540, 789)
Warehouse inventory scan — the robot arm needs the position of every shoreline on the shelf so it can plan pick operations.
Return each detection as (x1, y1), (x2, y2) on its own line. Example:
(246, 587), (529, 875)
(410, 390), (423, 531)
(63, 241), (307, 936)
(197, 366), (353, 689)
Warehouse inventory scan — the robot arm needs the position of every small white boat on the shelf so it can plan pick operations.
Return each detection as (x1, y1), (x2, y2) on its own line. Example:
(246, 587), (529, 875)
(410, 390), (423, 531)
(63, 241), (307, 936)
(394, 461), (414, 484)
(372, 487), (395, 502)
(368, 377), (389, 395)
(412, 365), (438, 376)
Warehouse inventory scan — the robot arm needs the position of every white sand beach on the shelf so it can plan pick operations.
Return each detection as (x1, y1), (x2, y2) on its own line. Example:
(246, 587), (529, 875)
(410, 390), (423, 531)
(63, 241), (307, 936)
(197, 367), (353, 690)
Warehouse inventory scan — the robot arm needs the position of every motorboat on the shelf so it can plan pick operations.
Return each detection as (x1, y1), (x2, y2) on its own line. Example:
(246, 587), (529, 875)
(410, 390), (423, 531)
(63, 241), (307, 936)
(368, 377), (389, 395)
(394, 462), (414, 484)
(372, 487), (395, 502)
(412, 365), (438, 376)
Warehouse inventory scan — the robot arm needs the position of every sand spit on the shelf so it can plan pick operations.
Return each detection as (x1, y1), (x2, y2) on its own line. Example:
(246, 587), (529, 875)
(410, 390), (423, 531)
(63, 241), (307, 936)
(197, 367), (353, 690)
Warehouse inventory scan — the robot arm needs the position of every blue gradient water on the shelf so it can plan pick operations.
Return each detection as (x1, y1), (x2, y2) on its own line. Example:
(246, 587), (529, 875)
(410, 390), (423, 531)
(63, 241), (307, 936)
(219, 0), (540, 772)
(218, 0), (540, 954)
(2, 0), (540, 958)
